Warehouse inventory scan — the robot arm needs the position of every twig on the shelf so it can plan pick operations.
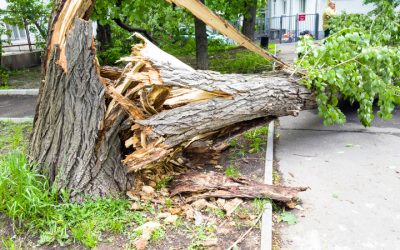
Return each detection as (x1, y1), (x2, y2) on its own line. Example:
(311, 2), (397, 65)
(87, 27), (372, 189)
(226, 211), (263, 250)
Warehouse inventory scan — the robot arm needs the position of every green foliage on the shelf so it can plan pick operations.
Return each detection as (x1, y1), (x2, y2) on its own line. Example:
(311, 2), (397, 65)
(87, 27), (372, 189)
(296, 0), (400, 126)
(163, 38), (274, 74)
(225, 164), (241, 177)
(243, 126), (268, 153)
(278, 211), (297, 225)
(1, 237), (22, 250)
(207, 0), (267, 20)
(150, 228), (165, 241)
(253, 198), (270, 214)
(0, 150), (145, 248)
(0, 121), (31, 153)
(1, 0), (51, 46)
(93, 0), (191, 45)
(0, 20), (10, 87)
(187, 223), (216, 250)
(155, 176), (173, 190)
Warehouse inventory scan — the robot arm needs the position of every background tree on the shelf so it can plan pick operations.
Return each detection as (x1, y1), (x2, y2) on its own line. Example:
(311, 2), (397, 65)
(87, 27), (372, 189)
(194, 0), (208, 69)
(1, 0), (51, 45)
(208, 0), (266, 40)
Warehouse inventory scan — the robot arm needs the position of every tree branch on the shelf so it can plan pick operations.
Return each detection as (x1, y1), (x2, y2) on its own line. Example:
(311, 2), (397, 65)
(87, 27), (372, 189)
(113, 18), (156, 43)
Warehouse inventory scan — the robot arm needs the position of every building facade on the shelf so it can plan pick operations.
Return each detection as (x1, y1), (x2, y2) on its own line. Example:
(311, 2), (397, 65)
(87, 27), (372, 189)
(267, 0), (374, 41)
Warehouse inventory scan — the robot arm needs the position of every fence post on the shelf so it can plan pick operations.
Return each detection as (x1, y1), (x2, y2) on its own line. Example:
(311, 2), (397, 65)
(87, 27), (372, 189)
(279, 15), (283, 44)
(314, 13), (319, 40)
(23, 19), (33, 52)
(295, 14), (299, 42)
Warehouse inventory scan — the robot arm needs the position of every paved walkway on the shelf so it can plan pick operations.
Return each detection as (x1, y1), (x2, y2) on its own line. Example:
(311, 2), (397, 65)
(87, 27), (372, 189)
(276, 43), (298, 63)
(0, 95), (36, 118)
(277, 109), (400, 250)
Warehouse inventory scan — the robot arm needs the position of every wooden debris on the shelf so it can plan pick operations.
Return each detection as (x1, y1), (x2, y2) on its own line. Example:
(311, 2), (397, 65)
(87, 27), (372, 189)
(100, 66), (123, 80)
(170, 171), (307, 203)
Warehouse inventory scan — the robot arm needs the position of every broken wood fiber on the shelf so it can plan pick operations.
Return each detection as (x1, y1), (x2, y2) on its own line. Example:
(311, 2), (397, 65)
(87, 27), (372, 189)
(98, 33), (316, 173)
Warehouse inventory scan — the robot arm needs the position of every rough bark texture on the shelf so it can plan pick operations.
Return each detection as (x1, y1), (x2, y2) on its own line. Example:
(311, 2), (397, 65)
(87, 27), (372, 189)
(170, 171), (308, 203)
(194, 0), (208, 70)
(112, 34), (316, 173)
(30, 1), (132, 201)
(242, 0), (257, 40)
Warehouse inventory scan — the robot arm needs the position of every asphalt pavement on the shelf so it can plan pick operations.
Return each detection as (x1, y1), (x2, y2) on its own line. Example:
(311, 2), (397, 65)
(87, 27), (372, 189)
(0, 95), (36, 118)
(277, 107), (400, 250)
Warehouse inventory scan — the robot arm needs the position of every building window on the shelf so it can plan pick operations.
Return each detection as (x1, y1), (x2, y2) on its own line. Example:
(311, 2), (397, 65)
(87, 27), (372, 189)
(283, 0), (287, 14)
(300, 0), (306, 13)
(6, 24), (26, 41)
(273, 0), (276, 16)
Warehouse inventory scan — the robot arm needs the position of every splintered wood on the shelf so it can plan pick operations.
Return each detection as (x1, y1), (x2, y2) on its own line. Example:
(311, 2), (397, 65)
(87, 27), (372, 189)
(170, 171), (307, 204)
(99, 33), (315, 175)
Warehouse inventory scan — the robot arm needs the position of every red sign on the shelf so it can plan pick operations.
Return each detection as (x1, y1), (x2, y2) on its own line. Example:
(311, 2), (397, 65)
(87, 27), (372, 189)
(298, 14), (306, 21)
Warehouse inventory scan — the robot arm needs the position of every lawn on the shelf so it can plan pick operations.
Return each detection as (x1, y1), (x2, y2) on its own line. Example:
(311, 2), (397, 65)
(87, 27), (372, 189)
(163, 38), (275, 74)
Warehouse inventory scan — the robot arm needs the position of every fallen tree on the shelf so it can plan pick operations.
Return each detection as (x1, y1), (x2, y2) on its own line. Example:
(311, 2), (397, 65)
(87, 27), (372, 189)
(28, 0), (315, 202)
(31, 0), (400, 202)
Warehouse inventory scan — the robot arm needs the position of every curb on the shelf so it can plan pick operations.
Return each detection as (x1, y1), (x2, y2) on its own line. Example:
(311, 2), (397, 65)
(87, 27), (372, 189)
(260, 120), (275, 250)
(0, 117), (34, 123)
(0, 89), (39, 96)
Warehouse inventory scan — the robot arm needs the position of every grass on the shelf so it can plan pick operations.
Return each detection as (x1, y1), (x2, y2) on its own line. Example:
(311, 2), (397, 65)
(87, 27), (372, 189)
(228, 126), (269, 160)
(0, 121), (154, 248)
(225, 164), (241, 177)
(7, 67), (41, 89)
(0, 151), (147, 248)
(0, 121), (32, 154)
(162, 38), (275, 74)
(186, 223), (217, 250)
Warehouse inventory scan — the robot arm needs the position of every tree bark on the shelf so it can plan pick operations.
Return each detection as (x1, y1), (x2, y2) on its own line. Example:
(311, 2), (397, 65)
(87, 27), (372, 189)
(242, 0), (258, 41)
(29, 0), (132, 202)
(107, 33), (316, 173)
(96, 21), (112, 51)
(194, 0), (208, 70)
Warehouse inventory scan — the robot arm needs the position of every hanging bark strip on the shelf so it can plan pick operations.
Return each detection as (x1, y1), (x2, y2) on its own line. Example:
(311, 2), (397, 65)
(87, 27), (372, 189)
(170, 171), (308, 203)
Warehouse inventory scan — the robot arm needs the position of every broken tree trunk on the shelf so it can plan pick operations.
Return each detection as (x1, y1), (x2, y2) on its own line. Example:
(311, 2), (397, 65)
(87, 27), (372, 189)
(29, 0), (315, 201)
(114, 34), (316, 173)
(29, 0), (132, 201)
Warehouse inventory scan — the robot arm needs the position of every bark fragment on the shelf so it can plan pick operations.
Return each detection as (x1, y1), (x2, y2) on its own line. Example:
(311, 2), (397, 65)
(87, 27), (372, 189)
(170, 171), (308, 203)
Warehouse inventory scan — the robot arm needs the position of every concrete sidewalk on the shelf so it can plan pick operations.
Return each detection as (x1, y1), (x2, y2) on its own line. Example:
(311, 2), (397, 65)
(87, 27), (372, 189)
(277, 109), (400, 250)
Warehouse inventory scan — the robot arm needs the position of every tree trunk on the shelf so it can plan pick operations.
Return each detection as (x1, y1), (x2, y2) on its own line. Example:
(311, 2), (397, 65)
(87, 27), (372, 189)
(96, 21), (112, 51)
(101, 33), (316, 173)
(30, 0), (315, 201)
(194, 0), (208, 70)
(242, 0), (258, 41)
(29, 0), (132, 202)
